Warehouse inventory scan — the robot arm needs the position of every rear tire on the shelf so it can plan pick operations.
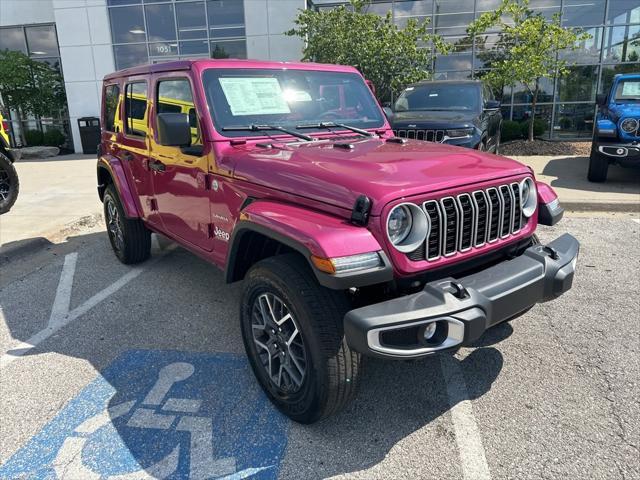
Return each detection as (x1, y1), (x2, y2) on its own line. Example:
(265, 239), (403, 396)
(103, 184), (151, 264)
(588, 143), (608, 182)
(0, 151), (19, 214)
(240, 254), (362, 424)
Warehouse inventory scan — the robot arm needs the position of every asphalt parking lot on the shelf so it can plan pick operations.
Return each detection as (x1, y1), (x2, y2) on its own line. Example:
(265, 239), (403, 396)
(0, 214), (638, 480)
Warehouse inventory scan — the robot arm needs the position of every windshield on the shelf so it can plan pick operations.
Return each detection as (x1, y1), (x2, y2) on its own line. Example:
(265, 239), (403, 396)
(394, 84), (481, 112)
(202, 68), (385, 137)
(614, 79), (640, 102)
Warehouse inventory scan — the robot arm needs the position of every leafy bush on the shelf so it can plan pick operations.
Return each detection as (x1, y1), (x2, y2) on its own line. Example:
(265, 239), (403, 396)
(501, 120), (523, 142)
(521, 118), (547, 138)
(43, 128), (65, 146)
(24, 129), (44, 146)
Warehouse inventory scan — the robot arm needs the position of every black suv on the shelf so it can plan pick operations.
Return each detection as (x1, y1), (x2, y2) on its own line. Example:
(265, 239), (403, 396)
(385, 80), (502, 153)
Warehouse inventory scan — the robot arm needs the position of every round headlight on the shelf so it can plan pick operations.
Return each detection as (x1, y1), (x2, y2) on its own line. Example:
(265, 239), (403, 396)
(386, 203), (429, 252)
(520, 177), (537, 218)
(621, 118), (638, 133)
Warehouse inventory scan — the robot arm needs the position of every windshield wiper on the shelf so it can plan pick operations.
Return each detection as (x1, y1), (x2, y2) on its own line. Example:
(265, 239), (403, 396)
(222, 124), (313, 141)
(296, 122), (375, 137)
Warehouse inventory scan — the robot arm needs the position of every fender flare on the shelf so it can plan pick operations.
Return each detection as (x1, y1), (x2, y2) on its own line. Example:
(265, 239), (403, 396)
(225, 200), (392, 289)
(0, 137), (14, 162)
(97, 156), (140, 218)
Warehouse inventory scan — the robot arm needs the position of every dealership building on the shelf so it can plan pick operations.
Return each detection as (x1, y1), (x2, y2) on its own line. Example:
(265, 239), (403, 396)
(0, 0), (638, 152)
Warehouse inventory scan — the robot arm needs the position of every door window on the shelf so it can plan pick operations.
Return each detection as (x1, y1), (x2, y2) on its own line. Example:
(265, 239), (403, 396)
(124, 82), (148, 137)
(104, 84), (120, 132)
(157, 78), (201, 144)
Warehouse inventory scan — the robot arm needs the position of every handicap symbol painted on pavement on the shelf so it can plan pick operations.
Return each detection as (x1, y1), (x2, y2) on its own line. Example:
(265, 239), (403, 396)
(0, 350), (289, 479)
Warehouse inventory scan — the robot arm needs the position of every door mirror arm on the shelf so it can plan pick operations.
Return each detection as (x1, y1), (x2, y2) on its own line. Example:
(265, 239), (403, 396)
(180, 145), (204, 156)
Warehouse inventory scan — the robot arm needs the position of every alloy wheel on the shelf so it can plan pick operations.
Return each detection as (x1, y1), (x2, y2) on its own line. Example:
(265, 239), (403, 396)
(0, 167), (11, 203)
(105, 198), (124, 252)
(251, 293), (307, 393)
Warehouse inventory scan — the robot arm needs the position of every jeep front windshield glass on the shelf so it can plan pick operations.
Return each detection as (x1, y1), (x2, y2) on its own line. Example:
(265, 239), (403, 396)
(394, 84), (481, 112)
(614, 79), (640, 102)
(202, 68), (385, 137)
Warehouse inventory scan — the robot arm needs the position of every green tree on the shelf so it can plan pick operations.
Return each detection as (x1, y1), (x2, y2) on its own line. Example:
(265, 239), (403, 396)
(468, 0), (590, 141)
(286, 0), (449, 102)
(0, 50), (66, 145)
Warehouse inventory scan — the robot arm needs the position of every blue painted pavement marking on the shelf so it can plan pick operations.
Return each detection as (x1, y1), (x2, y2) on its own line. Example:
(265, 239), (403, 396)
(0, 350), (289, 479)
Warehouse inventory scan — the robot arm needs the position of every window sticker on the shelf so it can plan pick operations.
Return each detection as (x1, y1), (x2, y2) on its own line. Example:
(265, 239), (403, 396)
(621, 82), (640, 97)
(219, 77), (291, 116)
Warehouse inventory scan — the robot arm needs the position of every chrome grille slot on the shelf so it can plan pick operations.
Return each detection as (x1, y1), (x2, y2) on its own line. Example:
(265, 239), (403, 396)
(499, 185), (513, 238)
(392, 129), (444, 142)
(486, 188), (502, 242)
(472, 190), (489, 247)
(457, 194), (474, 251)
(424, 200), (442, 260)
(404, 181), (529, 262)
(511, 183), (522, 232)
(440, 197), (460, 256)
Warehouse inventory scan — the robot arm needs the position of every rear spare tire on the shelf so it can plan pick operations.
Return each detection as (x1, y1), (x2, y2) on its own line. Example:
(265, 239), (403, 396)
(240, 253), (362, 424)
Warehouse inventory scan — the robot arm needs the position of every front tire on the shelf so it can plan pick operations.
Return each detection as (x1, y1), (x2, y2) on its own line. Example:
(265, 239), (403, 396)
(0, 152), (19, 214)
(240, 254), (362, 424)
(103, 184), (151, 264)
(588, 143), (608, 182)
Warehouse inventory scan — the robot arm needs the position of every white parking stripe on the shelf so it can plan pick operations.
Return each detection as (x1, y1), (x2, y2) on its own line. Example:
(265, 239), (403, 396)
(440, 354), (492, 480)
(633, 219), (640, 224)
(48, 253), (77, 329)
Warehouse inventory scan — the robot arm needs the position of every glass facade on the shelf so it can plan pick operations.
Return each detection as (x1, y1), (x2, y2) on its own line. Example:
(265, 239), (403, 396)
(107, 0), (247, 70)
(311, 0), (640, 139)
(0, 23), (71, 148)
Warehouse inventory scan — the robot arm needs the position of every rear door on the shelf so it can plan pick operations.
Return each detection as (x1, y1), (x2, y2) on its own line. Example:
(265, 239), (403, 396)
(117, 80), (157, 224)
(150, 75), (213, 251)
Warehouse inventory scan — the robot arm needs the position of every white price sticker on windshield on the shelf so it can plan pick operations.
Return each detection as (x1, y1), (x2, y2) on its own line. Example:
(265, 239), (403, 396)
(622, 82), (640, 97)
(219, 77), (291, 116)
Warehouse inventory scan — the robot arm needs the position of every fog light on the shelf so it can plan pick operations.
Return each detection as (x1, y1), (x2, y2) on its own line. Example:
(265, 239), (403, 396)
(423, 322), (437, 340)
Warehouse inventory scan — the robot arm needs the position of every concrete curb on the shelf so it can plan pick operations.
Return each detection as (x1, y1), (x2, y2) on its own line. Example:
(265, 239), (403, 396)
(0, 237), (54, 264)
(562, 201), (640, 213)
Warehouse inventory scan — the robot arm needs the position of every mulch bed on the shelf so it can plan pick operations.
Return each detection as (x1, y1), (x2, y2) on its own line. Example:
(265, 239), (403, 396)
(500, 140), (591, 156)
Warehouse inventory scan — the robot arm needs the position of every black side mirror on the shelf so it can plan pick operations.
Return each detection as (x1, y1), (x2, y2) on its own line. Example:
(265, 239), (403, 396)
(484, 99), (501, 110)
(157, 113), (191, 147)
(596, 93), (608, 106)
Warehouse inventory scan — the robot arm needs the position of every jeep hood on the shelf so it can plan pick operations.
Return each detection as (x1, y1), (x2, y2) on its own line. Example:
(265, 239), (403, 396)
(224, 138), (530, 216)
(608, 104), (640, 120)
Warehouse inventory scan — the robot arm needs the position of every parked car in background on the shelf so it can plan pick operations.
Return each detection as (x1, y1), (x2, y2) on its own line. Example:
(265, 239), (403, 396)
(384, 80), (502, 153)
(98, 59), (578, 424)
(0, 112), (19, 214)
(588, 73), (640, 182)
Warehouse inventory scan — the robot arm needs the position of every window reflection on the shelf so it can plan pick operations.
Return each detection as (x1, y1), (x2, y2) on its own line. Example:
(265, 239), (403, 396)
(607, 0), (640, 24)
(146, 3), (176, 42)
(114, 43), (149, 70)
(208, 0), (245, 39)
(25, 25), (59, 57)
(210, 40), (247, 59)
(562, 0), (605, 26)
(603, 24), (640, 62)
(0, 27), (27, 53)
(109, 6), (146, 44)
(556, 65), (599, 101)
(553, 103), (596, 138)
(176, 1), (207, 40)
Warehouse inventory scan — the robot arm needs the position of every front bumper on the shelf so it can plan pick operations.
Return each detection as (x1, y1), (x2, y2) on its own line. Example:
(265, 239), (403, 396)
(344, 233), (579, 359)
(596, 142), (640, 162)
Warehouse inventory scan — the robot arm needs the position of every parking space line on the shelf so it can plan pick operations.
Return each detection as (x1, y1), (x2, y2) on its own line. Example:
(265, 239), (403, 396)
(633, 219), (640, 224)
(0, 247), (174, 369)
(440, 354), (491, 480)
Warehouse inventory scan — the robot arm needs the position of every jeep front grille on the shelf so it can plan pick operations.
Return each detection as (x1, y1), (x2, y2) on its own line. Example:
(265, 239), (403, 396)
(406, 183), (525, 262)
(393, 129), (445, 142)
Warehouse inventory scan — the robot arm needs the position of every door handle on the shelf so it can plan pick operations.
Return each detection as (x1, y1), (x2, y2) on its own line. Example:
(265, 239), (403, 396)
(122, 151), (134, 162)
(149, 159), (166, 172)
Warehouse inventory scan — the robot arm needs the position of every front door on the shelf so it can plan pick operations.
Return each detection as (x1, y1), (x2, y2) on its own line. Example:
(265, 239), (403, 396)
(150, 76), (213, 252)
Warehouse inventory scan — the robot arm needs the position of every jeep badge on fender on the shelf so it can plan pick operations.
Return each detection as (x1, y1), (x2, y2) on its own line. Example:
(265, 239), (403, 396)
(97, 59), (579, 424)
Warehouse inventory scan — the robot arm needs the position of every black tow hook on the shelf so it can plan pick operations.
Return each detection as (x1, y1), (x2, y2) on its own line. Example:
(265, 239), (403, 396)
(443, 281), (470, 300)
(541, 245), (560, 260)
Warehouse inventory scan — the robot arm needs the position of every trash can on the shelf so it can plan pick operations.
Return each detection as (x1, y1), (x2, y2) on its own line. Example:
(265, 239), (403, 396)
(78, 117), (100, 154)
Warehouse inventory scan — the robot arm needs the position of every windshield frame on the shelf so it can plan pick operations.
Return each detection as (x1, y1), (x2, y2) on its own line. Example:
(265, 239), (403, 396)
(201, 67), (386, 138)
(393, 82), (482, 113)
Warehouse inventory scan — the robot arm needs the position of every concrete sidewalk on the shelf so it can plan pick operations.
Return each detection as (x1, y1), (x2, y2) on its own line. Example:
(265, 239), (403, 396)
(513, 155), (640, 212)
(0, 154), (103, 258)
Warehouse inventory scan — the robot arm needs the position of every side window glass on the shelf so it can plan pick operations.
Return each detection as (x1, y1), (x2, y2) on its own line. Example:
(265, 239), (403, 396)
(124, 82), (148, 137)
(104, 84), (120, 132)
(157, 79), (200, 145)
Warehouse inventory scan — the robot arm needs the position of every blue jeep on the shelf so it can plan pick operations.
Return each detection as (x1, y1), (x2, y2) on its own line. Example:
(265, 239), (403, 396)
(589, 73), (640, 182)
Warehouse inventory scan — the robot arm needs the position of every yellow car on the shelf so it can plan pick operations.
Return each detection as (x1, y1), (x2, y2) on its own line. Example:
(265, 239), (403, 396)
(0, 111), (19, 214)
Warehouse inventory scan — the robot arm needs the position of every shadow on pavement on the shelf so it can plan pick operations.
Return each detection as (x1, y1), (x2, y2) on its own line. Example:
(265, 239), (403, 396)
(542, 156), (640, 194)
(0, 229), (508, 479)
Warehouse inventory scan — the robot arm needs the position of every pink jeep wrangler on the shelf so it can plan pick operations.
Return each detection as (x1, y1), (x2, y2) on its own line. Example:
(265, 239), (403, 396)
(98, 59), (579, 423)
